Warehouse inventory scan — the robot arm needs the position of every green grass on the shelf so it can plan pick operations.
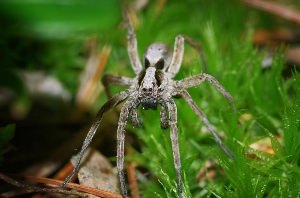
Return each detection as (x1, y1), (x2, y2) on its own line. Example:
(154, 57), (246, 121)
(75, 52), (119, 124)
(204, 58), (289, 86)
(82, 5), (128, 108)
(118, 1), (300, 198)
(0, 0), (299, 197)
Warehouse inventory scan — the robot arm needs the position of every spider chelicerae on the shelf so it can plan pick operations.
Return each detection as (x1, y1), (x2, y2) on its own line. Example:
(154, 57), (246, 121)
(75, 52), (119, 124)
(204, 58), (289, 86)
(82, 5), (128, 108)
(63, 8), (235, 198)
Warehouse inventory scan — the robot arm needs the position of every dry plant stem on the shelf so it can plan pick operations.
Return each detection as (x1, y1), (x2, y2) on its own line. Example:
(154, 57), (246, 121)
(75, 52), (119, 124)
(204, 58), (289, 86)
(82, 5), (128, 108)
(25, 176), (124, 198)
(53, 162), (76, 181)
(244, 0), (300, 25)
(30, 163), (76, 198)
(126, 148), (140, 198)
(2, 173), (126, 198)
(182, 35), (207, 72)
(155, 0), (167, 13)
(0, 172), (87, 197)
(1, 189), (31, 198)
(76, 42), (111, 110)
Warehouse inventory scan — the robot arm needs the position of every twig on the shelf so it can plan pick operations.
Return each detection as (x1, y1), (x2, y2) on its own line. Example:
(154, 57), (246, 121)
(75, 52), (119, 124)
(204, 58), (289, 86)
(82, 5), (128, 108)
(0, 172), (87, 197)
(1, 189), (30, 197)
(22, 175), (125, 198)
(155, 0), (167, 14)
(76, 39), (112, 110)
(244, 0), (300, 25)
(53, 162), (76, 181)
(0, 173), (126, 198)
(126, 147), (140, 198)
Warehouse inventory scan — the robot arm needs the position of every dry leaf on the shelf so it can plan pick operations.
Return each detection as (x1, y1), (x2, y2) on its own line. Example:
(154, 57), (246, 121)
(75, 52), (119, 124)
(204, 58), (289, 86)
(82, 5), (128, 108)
(71, 149), (119, 198)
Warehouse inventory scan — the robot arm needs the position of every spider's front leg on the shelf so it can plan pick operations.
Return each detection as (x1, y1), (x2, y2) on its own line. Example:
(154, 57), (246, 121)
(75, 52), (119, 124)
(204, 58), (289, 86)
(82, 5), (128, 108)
(166, 99), (184, 198)
(167, 35), (207, 77)
(116, 98), (137, 197)
(63, 91), (129, 187)
(167, 35), (184, 76)
(122, 8), (143, 74)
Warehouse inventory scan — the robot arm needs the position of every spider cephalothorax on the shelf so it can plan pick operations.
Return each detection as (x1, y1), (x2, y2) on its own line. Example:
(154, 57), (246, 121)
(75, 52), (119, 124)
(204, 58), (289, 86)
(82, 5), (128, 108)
(138, 43), (170, 109)
(138, 67), (160, 109)
(63, 8), (235, 198)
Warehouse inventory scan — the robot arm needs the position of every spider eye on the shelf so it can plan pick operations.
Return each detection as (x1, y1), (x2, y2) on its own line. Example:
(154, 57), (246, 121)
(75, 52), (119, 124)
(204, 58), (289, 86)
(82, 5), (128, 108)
(155, 59), (164, 69)
(144, 58), (150, 68)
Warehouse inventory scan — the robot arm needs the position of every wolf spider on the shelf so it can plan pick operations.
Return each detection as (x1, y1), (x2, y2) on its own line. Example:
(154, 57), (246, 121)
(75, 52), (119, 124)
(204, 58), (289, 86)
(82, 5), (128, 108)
(63, 9), (235, 198)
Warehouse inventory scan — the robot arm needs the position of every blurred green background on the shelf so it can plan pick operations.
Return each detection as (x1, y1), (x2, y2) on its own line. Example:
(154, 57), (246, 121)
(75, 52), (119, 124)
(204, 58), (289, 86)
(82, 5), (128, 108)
(0, 0), (299, 197)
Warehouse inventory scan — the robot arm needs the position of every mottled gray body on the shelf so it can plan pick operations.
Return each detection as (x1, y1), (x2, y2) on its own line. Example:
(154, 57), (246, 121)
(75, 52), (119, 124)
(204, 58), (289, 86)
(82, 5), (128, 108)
(139, 67), (159, 109)
(63, 7), (235, 198)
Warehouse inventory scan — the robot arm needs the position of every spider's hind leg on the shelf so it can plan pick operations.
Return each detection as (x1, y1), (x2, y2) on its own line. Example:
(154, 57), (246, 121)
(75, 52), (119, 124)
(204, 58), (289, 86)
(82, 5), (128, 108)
(180, 90), (235, 158)
(177, 73), (235, 112)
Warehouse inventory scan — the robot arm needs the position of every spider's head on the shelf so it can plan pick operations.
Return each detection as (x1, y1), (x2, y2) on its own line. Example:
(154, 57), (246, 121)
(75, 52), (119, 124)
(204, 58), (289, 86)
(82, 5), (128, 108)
(138, 66), (160, 109)
(144, 43), (171, 70)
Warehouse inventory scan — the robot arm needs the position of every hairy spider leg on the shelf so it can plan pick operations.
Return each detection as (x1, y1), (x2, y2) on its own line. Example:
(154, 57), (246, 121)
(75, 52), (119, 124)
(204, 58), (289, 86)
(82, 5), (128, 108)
(168, 35), (184, 77)
(116, 99), (137, 197)
(102, 74), (133, 99)
(167, 99), (183, 197)
(62, 91), (129, 187)
(180, 90), (235, 158)
(122, 8), (143, 74)
(167, 35), (208, 77)
(177, 73), (235, 111)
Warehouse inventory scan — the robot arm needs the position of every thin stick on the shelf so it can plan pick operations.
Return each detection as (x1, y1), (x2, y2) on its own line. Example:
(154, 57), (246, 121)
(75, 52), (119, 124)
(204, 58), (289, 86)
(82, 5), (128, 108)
(244, 0), (300, 25)
(22, 175), (125, 198)
(126, 147), (140, 198)
(53, 162), (76, 181)
(0, 172), (126, 198)
(0, 172), (86, 197)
